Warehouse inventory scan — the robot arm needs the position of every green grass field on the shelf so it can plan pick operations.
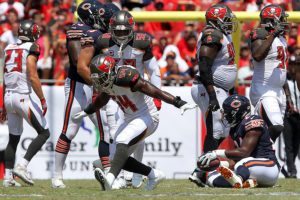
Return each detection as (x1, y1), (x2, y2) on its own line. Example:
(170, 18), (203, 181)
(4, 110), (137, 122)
(1, 179), (300, 200)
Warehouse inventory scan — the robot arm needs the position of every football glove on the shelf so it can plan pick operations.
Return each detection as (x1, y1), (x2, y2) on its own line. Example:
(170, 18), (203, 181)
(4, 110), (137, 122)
(40, 98), (47, 116)
(180, 103), (197, 115)
(197, 151), (217, 168)
(73, 111), (88, 120)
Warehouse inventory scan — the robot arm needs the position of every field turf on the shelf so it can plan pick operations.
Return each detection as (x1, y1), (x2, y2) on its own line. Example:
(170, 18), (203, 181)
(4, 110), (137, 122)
(1, 179), (300, 200)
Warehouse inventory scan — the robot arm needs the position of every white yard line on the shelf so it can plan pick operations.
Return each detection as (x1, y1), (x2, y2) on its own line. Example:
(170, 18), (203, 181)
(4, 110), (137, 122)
(0, 194), (44, 197)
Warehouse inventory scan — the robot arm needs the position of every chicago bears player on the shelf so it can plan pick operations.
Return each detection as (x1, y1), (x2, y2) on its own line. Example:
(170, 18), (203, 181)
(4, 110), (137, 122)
(74, 54), (196, 190)
(198, 95), (279, 188)
(249, 4), (294, 142)
(0, 20), (50, 186)
(52, 1), (119, 189)
(78, 10), (161, 188)
(189, 4), (237, 184)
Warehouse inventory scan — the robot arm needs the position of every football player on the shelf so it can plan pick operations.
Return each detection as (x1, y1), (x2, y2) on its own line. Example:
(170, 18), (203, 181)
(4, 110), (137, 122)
(189, 4), (237, 184)
(198, 95), (280, 188)
(52, 1), (119, 189)
(78, 10), (161, 188)
(249, 4), (294, 142)
(1, 20), (50, 186)
(74, 54), (196, 190)
(191, 4), (237, 152)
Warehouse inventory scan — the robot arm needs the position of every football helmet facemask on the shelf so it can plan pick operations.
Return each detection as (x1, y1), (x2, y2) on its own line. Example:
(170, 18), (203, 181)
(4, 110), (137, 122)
(222, 95), (251, 128)
(90, 55), (116, 93)
(109, 11), (135, 45)
(205, 4), (237, 35)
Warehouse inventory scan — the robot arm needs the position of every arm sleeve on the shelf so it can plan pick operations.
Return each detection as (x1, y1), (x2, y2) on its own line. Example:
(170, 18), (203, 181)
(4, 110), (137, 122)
(250, 28), (269, 42)
(144, 57), (161, 88)
(29, 43), (40, 58)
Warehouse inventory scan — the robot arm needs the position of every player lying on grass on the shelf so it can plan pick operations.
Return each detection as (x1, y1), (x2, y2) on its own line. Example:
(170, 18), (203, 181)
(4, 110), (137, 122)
(73, 54), (197, 190)
(193, 95), (280, 188)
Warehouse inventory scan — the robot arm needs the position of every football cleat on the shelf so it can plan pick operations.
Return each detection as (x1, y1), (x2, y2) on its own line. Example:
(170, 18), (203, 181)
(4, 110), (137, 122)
(111, 177), (127, 190)
(51, 178), (66, 189)
(242, 178), (258, 188)
(132, 173), (143, 188)
(94, 167), (112, 191)
(94, 168), (105, 191)
(12, 164), (34, 185)
(188, 168), (208, 187)
(145, 169), (165, 190)
(219, 166), (242, 188)
(3, 178), (22, 187)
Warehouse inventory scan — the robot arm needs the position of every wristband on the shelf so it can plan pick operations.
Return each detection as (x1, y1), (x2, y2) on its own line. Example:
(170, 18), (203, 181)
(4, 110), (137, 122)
(220, 161), (230, 168)
(173, 96), (186, 108)
(214, 149), (227, 158)
(84, 104), (97, 114)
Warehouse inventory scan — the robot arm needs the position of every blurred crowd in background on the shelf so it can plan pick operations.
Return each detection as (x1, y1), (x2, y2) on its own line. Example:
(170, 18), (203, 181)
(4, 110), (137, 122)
(0, 0), (299, 86)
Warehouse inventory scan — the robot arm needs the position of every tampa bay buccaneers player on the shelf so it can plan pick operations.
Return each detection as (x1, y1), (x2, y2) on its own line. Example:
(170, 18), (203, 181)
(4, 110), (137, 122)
(1, 20), (50, 186)
(190, 4), (237, 184)
(249, 4), (294, 142)
(78, 10), (161, 188)
(52, 1), (119, 189)
(74, 54), (196, 190)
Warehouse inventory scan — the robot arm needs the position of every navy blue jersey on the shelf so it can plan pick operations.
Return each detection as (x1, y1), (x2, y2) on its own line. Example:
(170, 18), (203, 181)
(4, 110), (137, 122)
(66, 22), (102, 84)
(230, 115), (277, 162)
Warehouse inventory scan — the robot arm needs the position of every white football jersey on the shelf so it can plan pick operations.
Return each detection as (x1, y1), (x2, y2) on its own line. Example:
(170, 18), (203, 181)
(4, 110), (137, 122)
(4, 42), (40, 94)
(252, 36), (288, 87)
(196, 28), (237, 91)
(108, 65), (157, 119)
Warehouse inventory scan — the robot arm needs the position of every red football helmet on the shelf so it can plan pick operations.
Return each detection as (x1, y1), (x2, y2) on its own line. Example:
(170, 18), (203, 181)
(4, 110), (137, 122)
(90, 54), (116, 93)
(205, 4), (237, 35)
(260, 4), (289, 31)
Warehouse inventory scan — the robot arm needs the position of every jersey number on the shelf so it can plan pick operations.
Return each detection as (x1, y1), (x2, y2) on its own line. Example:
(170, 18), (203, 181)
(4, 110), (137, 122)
(114, 95), (137, 112)
(277, 46), (288, 69)
(227, 43), (235, 65)
(4, 49), (23, 73)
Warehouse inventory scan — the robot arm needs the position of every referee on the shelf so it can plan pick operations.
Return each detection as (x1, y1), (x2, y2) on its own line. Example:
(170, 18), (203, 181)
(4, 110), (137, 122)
(284, 55), (300, 178)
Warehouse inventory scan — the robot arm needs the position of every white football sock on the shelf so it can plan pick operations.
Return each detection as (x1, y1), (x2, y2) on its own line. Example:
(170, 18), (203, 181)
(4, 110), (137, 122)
(106, 172), (116, 186)
(148, 169), (156, 179)
(5, 168), (13, 179)
(19, 157), (29, 168)
(54, 152), (67, 179)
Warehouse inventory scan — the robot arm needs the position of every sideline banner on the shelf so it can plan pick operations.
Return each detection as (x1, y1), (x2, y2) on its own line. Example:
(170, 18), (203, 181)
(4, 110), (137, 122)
(11, 86), (200, 179)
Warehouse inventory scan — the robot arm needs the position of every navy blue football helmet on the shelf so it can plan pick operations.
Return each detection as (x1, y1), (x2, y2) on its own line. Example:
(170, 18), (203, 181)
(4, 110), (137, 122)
(102, 3), (120, 32)
(222, 95), (251, 127)
(77, 0), (106, 30)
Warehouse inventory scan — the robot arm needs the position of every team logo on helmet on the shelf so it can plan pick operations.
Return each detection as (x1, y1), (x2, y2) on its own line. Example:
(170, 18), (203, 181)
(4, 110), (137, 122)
(81, 3), (91, 10)
(231, 100), (241, 109)
(99, 8), (105, 16)
(97, 56), (115, 73)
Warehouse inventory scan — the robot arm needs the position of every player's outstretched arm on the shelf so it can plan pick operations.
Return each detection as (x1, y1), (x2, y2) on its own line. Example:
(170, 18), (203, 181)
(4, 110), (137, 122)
(132, 78), (197, 114)
(77, 45), (94, 85)
(27, 54), (47, 115)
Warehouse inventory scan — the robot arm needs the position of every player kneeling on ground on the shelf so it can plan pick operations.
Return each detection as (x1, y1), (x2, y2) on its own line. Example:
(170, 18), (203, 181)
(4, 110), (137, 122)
(195, 95), (280, 188)
(74, 54), (196, 190)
